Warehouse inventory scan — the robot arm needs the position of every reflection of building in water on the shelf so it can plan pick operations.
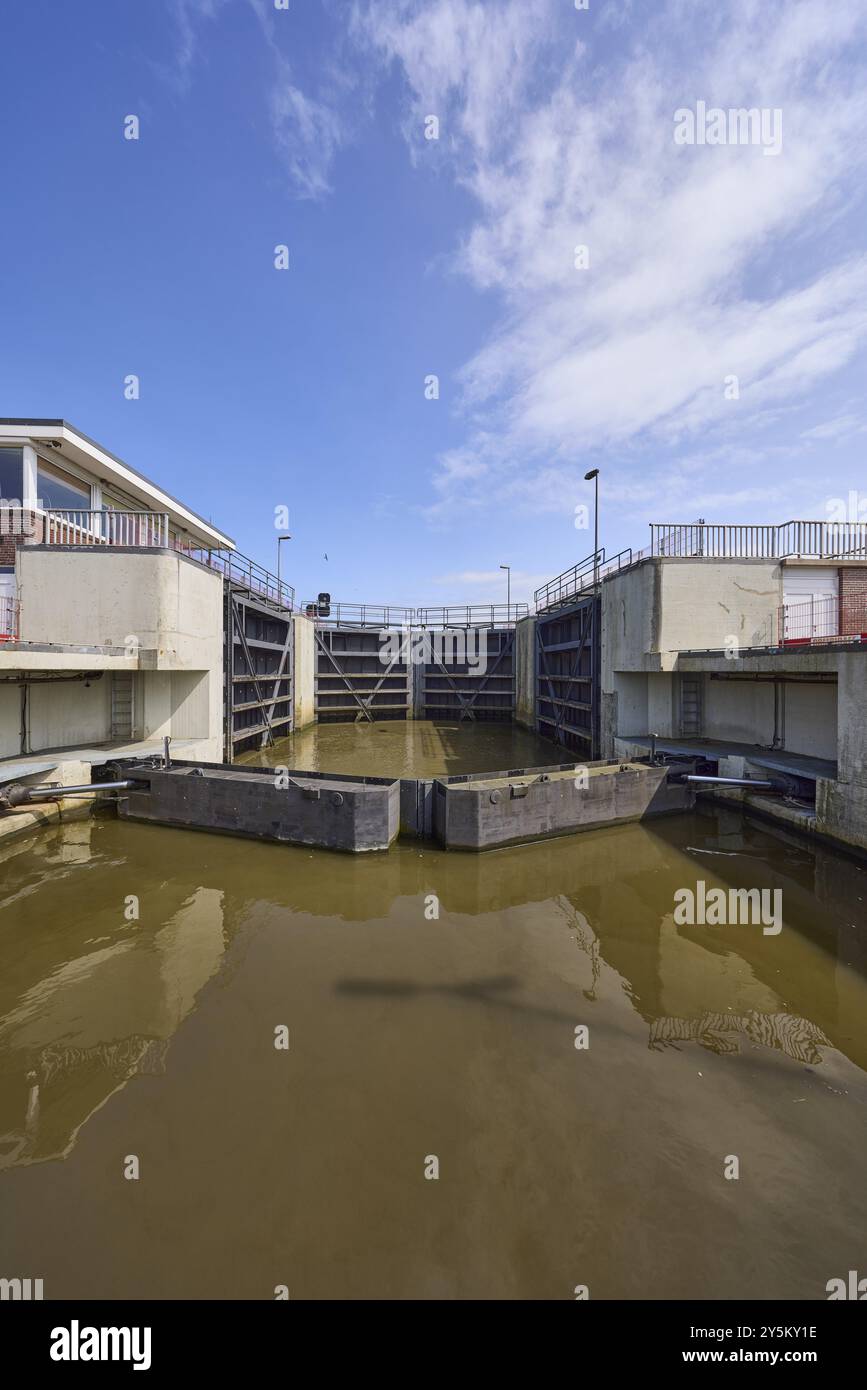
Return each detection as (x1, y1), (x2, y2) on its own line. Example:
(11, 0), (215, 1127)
(557, 898), (602, 1001)
(649, 1011), (830, 1063)
(0, 885), (225, 1168)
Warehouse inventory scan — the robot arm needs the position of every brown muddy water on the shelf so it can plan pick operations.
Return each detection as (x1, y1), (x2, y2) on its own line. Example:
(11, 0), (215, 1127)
(1, 723), (866, 1300)
(238, 718), (566, 779)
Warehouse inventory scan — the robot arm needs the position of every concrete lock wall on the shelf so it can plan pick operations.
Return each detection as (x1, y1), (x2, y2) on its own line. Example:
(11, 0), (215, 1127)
(601, 562), (659, 676)
(17, 548), (224, 670)
(27, 676), (112, 749)
(0, 685), (20, 758)
(658, 560), (780, 652)
(14, 547), (225, 761)
(702, 677), (776, 745)
(784, 682), (837, 762)
(817, 653), (867, 854)
(601, 558), (781, 672)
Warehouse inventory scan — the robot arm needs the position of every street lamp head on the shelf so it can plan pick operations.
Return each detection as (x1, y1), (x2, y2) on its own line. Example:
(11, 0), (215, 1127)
(584, 469), (599, 481)
(500, 564), (509, 570)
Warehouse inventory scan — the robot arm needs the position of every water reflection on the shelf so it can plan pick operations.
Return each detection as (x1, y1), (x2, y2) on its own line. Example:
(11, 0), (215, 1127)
(0, 800), (866, 1299)
(0, 823), (226, 1167)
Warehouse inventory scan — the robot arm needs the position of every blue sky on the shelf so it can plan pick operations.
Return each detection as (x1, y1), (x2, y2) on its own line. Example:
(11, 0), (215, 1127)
(1, 0), (866, 606)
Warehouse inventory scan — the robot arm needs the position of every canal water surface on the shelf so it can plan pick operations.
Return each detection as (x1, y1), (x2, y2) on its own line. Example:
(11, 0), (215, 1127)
(1, 724), (866, 1299)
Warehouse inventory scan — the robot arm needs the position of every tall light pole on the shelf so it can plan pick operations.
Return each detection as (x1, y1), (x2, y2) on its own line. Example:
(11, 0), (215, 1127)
(584, 469), (599, 587)
(500, 563), (511, 615)
(277, 534), (291, 601)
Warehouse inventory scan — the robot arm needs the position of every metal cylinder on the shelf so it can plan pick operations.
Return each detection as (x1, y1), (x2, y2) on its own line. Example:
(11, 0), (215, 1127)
(1, 780), (138, 809)
(685, 774), (777, 790)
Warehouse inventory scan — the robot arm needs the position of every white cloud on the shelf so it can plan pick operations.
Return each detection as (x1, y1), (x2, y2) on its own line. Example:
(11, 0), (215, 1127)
(355, 0), (867, 518)
(165, 0), (346, 198)
(269, 62), (345, 200)
(800, 413), (865, 442)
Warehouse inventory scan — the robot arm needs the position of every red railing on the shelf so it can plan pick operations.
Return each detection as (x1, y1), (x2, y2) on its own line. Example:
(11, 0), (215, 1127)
(0, 595), (19, 643)
(779, 594), (867, 645)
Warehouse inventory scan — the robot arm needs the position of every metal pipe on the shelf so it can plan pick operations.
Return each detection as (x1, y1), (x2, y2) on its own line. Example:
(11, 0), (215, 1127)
(686, 774), (777, 790)
(1, 780), (138, 809)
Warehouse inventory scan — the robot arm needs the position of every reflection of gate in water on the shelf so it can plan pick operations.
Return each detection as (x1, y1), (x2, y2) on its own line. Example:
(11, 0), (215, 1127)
(649, 1011), (830, 1062)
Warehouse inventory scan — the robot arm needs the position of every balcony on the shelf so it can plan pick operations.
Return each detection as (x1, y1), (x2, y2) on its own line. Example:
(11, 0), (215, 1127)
(43, 509), (171, 547)
(33, 510), (295, 612)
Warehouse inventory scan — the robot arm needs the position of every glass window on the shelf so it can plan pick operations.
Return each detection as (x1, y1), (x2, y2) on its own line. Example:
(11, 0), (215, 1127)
(37, 458), (91, 511)
(0, 448), (23, 502)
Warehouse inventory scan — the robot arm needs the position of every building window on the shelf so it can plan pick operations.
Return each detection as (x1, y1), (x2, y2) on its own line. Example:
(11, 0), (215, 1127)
(37, 458), (92, 512)
(0, 448), (23, 502)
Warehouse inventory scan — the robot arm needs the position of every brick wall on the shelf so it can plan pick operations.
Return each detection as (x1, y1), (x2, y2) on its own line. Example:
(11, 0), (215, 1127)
(840, 567), (867, 599)
(0, 508), (43, 565)
(840, 568), (867, 636)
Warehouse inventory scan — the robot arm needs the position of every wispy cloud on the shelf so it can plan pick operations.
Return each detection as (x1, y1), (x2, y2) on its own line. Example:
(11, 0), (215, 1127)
(164, 0), (231, 88)
(269, 59), (345, 200)
(354, 0), (867, 519)
(164, 0), (348, 198)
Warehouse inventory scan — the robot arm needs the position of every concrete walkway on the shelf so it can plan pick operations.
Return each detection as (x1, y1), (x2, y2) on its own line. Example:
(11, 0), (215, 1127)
(0, 739), (202, 784)
(623, 735), (836, 783)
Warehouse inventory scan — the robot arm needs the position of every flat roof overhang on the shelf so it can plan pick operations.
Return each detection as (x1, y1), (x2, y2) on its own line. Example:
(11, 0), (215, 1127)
(0, 419), (234, 551)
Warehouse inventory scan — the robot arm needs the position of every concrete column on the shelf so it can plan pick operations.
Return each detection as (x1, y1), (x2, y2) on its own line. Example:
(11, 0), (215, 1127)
(515, 615), (537, 729)
(22, 444), (37, 508)
(292, 614), (316, 730)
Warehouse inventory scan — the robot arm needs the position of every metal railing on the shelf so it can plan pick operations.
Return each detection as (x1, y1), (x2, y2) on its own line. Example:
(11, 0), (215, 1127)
(652, 520), (867, 560)
(0, 595), (19, 642)
(416, 604), (529, 628)
(534, 549), (604, 611)
(779, 594), (867, 645)
(304, 602), (414, 628)
(45, 510), (171, 547)
(178, 543), (295, 610)
(534, 548), (637, 612)
(35, 511), (295, 610)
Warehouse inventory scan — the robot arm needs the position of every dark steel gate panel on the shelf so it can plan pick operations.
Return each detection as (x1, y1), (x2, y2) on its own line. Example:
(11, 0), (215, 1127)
(224, 585), (294, 761)
(315, 626), (411, 722)
(536, 594), (599, 758)
(421, 628), (515, 722)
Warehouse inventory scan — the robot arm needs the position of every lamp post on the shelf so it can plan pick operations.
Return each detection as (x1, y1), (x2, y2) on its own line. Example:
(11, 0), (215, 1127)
(499, 563), (511, 617)
(277, 534), (291, 602)
(584, 469), (599, 587)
